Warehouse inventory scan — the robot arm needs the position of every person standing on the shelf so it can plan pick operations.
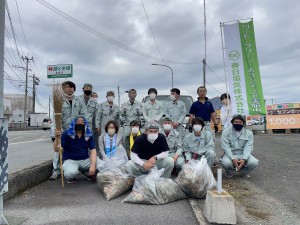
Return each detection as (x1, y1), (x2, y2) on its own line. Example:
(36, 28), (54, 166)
(220, 114), (259, 178)
(165, 88), (186, 139)
(95, 90), (120, 135)
(142, 88), (164, 124)
(124, 120), (142, 159)
(79, 83), (99, 153)
(120, 89), (143, 140)
(220, 93), (232, 130)
(188, 86), (218, 134)
(50, 81), (86, 180)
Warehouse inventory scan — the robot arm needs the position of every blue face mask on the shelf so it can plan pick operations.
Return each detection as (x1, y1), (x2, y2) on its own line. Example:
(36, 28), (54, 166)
(233, 124), (243, 131)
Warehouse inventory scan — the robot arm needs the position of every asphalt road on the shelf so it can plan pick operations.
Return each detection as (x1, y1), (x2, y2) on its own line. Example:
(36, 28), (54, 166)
(3, 130), (300, 224)
(8, 130), (54, 174)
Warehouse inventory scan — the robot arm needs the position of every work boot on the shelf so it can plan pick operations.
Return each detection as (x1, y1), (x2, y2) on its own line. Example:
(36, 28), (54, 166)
(49, 172), (61, 180)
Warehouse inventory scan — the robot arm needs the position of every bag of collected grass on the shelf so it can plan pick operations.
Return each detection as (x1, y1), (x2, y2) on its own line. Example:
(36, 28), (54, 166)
(97, 146), (134, 200)
(175, 156), (216, 198)
(122, 166), (186, 205)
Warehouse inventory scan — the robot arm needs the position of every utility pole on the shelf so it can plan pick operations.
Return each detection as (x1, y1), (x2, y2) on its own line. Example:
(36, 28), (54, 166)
(0, 1), (9, 223)
(117, 85), (120, 108)
(49, 95), (51, 117)
(203, 59), (206, 88)
(30, 74), (40, 113)
(21, 56), (33, 127)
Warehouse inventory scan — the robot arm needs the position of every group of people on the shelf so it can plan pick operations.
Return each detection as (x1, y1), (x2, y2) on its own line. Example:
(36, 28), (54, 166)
(50, 80), (258, 183)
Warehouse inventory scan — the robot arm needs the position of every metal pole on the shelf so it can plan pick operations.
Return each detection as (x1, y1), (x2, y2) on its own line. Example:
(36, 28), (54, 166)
(0, 0), (9, 223)
(32, 75), (36, 113)
(49, 95), (51, 117)
(151, 63), (173, 88)
(203, 59), (206, 88)
(117, 85), (120, 108)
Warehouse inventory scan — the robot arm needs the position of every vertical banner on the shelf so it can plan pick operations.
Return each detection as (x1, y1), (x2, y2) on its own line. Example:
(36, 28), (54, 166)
(223, 19), (265, 115)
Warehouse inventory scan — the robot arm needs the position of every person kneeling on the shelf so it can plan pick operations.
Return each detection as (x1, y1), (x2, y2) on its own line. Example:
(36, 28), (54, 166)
(53, 116), (99, 184)
(160, 117), (185, 172)
(220, 114), (259, 178)
(183, 117), (216, 168)
(125, 122), (174, 178)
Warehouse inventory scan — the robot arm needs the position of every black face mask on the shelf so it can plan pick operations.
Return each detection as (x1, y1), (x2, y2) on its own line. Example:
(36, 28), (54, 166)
(84, 90), (92, 96)
(75, 124), (85, 131)
(233, 124), (243, 131)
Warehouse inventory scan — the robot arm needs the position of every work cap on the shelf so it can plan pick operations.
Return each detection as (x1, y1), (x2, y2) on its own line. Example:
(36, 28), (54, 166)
(162, 117), (172, 123)
(231, 114), (246, 124)
(145, 122), (159, 130)
(83, 83), (93, 89)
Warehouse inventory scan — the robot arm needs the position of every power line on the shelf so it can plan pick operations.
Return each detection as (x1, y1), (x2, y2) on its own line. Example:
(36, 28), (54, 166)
(140, 0), (164, 62)
(4, 27), (22, 65)
(205, 63), (225, 83)
(4, 71), (24, 91)
(14, 0), (30, 53)
(4, 57), (24, 81)
(36, 0), (202, 65)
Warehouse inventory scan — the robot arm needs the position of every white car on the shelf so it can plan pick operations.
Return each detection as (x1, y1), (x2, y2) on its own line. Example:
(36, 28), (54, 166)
(42, 118), (52, 130)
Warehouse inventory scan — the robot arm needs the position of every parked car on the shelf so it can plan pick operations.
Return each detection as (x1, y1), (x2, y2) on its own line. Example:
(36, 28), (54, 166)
(141, 95), (194, 127)
(42, 118), (52, 130)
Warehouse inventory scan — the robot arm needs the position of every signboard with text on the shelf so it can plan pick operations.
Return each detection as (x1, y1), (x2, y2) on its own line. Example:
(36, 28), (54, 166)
(266, 103), (300, 129)
(47, 64), (73, 78)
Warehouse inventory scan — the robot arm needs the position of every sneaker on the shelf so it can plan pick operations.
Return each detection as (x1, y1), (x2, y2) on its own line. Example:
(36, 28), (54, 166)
(241, 173), (250, 178)
(49, 172), (61, 180)
(67, 178), (77, 184)
(225, 171), (233, 178)
(81, 171), (96, 182)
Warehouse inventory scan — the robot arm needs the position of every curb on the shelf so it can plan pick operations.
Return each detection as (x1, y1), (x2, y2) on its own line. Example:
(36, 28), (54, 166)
(4, 160), (53, 202)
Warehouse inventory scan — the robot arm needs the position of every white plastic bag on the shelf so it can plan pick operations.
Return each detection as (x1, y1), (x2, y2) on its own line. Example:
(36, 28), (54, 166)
(122, 166), (186, 205)
(175, 157), (216, 198)
(97, 145), (134, 200)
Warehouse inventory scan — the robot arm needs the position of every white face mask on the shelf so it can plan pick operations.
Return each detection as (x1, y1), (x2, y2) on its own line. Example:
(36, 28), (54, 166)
(108, 128), (115, 135)
(149, 93), (156, 100)
(147, 133), (158, 142)
(193, 124), (202, 132)
(107, 96), (115, 102)
(163, 124), (172, 131)
(131, 126), (139, 134)
(170, 95), (176, 101)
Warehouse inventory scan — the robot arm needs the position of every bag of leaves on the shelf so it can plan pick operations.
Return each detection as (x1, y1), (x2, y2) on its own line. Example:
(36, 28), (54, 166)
(122, 166), (186, 205)
(175, 156), (216, 198)
(97, 146), (134, 200)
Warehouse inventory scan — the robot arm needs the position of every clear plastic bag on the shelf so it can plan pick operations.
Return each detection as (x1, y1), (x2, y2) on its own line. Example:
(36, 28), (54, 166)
(97, 145), (134, 200)
(175, 157), (216, 198)
(122, 166), (186, 205)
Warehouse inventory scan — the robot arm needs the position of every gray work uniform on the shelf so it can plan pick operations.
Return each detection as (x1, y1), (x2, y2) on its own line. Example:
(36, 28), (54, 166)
(142, 100), (164, 123)
(121, 100), (143, 138)
(220, 127), (259, 176)
(98, 134), (123, 160)
(79, 95), (98, 130)
(79, 95), (99, 153)
(165, 100), (186, 139)
(159, 128), (185, 169)
(183, 131), (216, 168)
(95, 101), (120, 134)
(62, 96), (87, 130)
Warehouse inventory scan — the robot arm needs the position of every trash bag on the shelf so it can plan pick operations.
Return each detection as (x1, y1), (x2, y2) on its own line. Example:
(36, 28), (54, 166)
(175, 157), (216, 198)
(97, 146), (134, 200)
(122, 166), (186, 205)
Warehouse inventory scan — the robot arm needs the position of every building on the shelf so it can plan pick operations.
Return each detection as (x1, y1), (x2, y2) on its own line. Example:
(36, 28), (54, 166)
(3, 97), (12, 119)
(4, 94), (33, 122)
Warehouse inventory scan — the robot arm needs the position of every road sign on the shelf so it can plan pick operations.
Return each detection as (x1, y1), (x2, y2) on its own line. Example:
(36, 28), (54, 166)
(47, 64), (73, 78)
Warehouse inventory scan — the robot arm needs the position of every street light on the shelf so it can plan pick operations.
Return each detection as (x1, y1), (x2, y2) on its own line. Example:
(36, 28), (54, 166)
(152, 63), (173, 88)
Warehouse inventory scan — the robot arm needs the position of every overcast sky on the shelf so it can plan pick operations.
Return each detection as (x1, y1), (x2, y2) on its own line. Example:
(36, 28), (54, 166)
(3, 0), (300, 113)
